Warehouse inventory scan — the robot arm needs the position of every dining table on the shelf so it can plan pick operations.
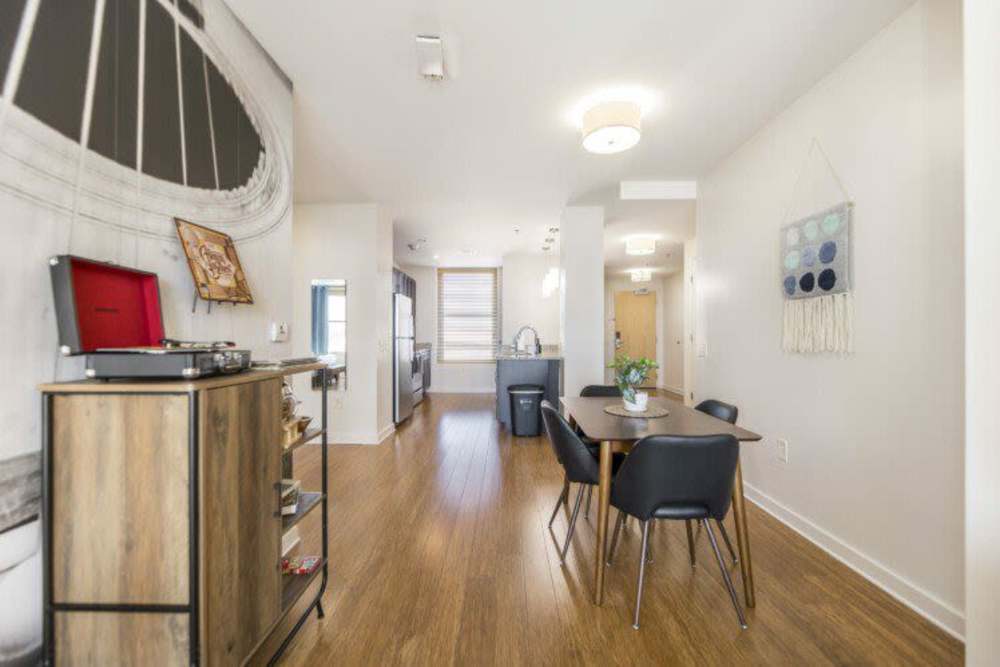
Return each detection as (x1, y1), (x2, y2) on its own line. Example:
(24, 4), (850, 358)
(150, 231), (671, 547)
(559, 394), (763, 607)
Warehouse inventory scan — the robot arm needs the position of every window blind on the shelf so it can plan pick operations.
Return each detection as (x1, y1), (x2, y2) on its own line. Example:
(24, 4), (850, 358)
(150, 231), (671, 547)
(437, 268), (499, 363)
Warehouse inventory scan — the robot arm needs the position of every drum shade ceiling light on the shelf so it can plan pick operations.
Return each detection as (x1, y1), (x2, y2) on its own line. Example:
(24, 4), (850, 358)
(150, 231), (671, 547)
(582, 101), (641, 154)
(630, 269), (653, 283)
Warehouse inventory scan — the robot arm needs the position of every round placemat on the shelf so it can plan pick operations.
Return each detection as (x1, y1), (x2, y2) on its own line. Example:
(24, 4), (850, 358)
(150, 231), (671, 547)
(603, 404), (670, 419)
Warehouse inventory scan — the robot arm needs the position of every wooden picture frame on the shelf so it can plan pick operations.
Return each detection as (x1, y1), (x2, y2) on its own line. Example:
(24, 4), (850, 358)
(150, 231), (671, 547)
(174, 219), (254, 304)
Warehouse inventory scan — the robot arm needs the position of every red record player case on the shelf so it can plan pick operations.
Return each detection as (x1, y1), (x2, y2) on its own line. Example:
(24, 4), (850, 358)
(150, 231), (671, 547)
(49, 255), (165, 355)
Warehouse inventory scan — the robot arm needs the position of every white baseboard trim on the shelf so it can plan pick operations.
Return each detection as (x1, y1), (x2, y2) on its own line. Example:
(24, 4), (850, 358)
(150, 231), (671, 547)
(427, 387), (496, 394)
(376, 424), (395, 444)
(743, 482), (965, 641)
(327, 430), (384, 445)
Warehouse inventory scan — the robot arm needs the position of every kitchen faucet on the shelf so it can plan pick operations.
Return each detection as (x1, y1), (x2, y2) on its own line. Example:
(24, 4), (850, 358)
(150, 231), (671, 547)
(513, 325), (541, 354)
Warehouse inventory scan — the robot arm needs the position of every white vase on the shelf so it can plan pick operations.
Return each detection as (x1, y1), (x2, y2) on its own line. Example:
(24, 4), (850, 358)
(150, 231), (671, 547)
(624, 391), (649, 412)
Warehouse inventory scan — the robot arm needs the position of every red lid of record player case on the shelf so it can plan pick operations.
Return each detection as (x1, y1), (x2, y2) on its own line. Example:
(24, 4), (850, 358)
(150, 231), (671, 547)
(50, 255), (165, 355)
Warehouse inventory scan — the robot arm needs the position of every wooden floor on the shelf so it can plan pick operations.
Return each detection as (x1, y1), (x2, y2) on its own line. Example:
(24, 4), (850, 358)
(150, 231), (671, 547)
(277, 394), (962, 666)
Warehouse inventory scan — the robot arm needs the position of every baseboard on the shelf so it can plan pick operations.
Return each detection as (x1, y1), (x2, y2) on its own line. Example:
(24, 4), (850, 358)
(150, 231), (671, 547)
(326, 430), (384, 445)
(658, 384), (683, 395)
(376, 423), (395, 444)
(743, 482), (965, 641)
(427, 387), (495, 394)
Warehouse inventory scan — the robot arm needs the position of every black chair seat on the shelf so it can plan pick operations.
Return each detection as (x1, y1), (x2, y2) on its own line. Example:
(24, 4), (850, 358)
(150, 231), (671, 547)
(652, 504), (709, 520)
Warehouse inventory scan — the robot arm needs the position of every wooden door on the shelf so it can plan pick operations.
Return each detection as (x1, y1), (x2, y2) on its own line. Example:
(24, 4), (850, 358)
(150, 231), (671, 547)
(201, 378), (283, 665)
(614, 290), (658, 386)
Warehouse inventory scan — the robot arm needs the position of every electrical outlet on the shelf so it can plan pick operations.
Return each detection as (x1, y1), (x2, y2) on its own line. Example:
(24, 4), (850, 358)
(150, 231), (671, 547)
(269, 321), (289, 343)
(776, 438), (789, 464)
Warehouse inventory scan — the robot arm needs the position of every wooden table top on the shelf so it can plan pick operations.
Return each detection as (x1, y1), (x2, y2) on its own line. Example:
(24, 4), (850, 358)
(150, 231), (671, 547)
(559, 396), (762, 443)
(39, 362), (327, 393)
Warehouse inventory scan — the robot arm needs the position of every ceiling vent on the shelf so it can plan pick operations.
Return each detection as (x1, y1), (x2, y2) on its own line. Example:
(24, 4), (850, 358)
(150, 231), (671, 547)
(416, 36), (445, 81)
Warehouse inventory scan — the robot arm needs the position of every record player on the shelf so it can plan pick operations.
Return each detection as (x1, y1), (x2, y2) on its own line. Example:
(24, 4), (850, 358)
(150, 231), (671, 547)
(50, 255), (252, 379)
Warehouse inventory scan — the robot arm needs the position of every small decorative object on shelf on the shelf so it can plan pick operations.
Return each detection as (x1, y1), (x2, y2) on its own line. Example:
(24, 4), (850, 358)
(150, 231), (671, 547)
(281, 479), (301, 515)
(282, 556), (322, 576)
(609, 354), (659, 412)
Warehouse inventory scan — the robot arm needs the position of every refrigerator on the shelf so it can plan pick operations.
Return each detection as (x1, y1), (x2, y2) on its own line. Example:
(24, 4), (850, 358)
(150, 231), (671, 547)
(393, 293), (415, 423)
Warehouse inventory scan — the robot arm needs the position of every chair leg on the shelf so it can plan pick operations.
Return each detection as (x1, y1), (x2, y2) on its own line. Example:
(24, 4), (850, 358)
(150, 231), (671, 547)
(559, 485), (586, 564)
(632, 520), (652, 630)
(548, 478), (569, 528)
(703, 519), (748, 630)
(646, 520), (653, 563)
(685, 520), (697, 568)
(606, 510), (626, 566)
(584, 485), (593, 519)
(716, 518), (739, 565)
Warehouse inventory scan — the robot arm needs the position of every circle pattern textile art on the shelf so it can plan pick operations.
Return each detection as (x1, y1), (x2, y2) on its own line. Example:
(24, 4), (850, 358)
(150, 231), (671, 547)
(780, 202), (851, 299)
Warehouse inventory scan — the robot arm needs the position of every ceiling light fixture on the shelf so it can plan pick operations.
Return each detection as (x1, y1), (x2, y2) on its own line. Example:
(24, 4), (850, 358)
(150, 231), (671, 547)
(631, 269), (652, 283)
(625, 237), (656, 256)
(582, 101), (641, 154)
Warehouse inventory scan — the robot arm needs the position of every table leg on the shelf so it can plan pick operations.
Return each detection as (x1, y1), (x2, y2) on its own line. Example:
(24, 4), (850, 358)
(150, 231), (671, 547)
(594, 440), (613, 605)
(730, 460), (756, 607)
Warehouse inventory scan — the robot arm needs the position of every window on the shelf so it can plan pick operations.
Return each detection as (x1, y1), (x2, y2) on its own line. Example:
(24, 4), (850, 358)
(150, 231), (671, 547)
(437, 268), (499, 363)
(311, 279), (347, 358)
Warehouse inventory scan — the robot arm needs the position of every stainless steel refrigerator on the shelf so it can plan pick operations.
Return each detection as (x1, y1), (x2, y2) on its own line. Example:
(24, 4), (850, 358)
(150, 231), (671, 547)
(393, 293), (415, 423)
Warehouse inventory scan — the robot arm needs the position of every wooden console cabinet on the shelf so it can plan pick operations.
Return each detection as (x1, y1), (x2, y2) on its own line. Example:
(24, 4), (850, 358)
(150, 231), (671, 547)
(40, 364), (329, 666)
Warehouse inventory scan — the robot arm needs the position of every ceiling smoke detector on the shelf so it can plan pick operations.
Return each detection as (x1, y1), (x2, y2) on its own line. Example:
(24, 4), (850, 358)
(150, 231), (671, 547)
(416, 35), (445, 80)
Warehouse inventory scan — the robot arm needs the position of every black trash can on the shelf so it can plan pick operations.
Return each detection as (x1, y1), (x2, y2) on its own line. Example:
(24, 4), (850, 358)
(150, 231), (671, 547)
(509, 384), (545, 437)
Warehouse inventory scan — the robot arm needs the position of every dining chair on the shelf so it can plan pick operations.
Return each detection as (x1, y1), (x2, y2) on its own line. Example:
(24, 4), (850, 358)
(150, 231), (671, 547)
(577, 385), (622, 517)
(691, 399), (740, 567)
(607, 433), (747, 630)
(540, 400), (624, 564)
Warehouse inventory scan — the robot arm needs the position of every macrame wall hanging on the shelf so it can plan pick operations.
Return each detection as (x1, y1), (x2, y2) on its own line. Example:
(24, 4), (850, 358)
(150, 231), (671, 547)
(780, 139), (854, 354)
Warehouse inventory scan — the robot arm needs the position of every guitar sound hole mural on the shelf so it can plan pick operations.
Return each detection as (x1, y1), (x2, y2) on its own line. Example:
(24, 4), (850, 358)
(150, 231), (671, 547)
(5, 0), (263, 191)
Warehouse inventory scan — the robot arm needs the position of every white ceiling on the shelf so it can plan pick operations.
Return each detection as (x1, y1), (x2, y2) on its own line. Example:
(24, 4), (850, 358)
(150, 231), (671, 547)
(230, 0), (912, 266)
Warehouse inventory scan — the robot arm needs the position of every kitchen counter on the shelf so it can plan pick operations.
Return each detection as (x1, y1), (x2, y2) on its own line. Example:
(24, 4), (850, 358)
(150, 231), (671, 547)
(495, 345), (562, 360)
(494, 348), (562, 430)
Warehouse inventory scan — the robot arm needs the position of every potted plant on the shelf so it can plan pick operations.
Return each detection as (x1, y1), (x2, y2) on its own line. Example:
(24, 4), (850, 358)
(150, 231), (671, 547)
(609, 354), (659, 412)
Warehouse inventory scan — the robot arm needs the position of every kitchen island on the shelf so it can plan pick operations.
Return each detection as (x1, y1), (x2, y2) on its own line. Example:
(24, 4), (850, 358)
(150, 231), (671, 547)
(495, 346), (563, 430)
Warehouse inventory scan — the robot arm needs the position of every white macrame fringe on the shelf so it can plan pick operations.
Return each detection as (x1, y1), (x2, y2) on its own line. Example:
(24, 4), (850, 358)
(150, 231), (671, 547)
(782, 292), (854, 354)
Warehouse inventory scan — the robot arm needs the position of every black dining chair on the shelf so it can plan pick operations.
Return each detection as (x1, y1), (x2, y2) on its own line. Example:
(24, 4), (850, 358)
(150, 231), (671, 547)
(607, 433), (747, 630)
(577, 385), (622, 517)
(690, 399), (740, 567)
(540, 400), (624, 564)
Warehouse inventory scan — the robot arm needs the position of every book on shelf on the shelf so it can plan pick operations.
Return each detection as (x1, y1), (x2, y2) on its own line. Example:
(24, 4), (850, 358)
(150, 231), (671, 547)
(282, 526), (301, 557)
(280, 479), (301, 516)
(282, 555), (321, 576)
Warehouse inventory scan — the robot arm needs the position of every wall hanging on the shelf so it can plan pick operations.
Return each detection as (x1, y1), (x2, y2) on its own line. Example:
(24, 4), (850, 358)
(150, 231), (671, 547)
(779, 139), (854, 354)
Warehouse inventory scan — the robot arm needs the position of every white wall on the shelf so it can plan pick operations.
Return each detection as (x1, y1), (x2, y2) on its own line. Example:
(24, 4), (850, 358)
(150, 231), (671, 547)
(662, 272), (685, 393)
(401, 263), (496, 393)
(560, 206), (605, 397)
(695, 0), (964, 637)
(293, 204), (394, 443)
(501, 252), (561, 345)
(964, 0), (1000, 661)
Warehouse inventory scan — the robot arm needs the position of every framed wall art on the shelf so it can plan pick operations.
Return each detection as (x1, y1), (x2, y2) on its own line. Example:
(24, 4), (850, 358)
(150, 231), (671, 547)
(174, 219), (254, 304)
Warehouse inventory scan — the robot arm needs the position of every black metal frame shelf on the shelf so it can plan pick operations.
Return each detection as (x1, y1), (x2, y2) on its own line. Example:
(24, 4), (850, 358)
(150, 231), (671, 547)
(41, 368), (331, 666)
(283, 427), (325, 456)
(281, 491), (324, 531)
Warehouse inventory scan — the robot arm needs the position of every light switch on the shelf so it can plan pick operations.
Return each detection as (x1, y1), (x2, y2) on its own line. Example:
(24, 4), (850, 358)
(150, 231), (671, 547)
(697, 342), (708, 358)
(270, 321), (289, 343)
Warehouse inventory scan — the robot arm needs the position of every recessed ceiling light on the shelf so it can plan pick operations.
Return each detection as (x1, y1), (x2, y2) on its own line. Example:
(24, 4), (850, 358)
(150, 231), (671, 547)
(625, 237), (656, 255)
(582, 101), (641, 154)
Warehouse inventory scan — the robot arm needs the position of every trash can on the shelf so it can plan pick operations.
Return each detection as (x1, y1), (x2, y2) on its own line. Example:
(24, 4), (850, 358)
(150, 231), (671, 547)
(509, 384), (545, 437)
